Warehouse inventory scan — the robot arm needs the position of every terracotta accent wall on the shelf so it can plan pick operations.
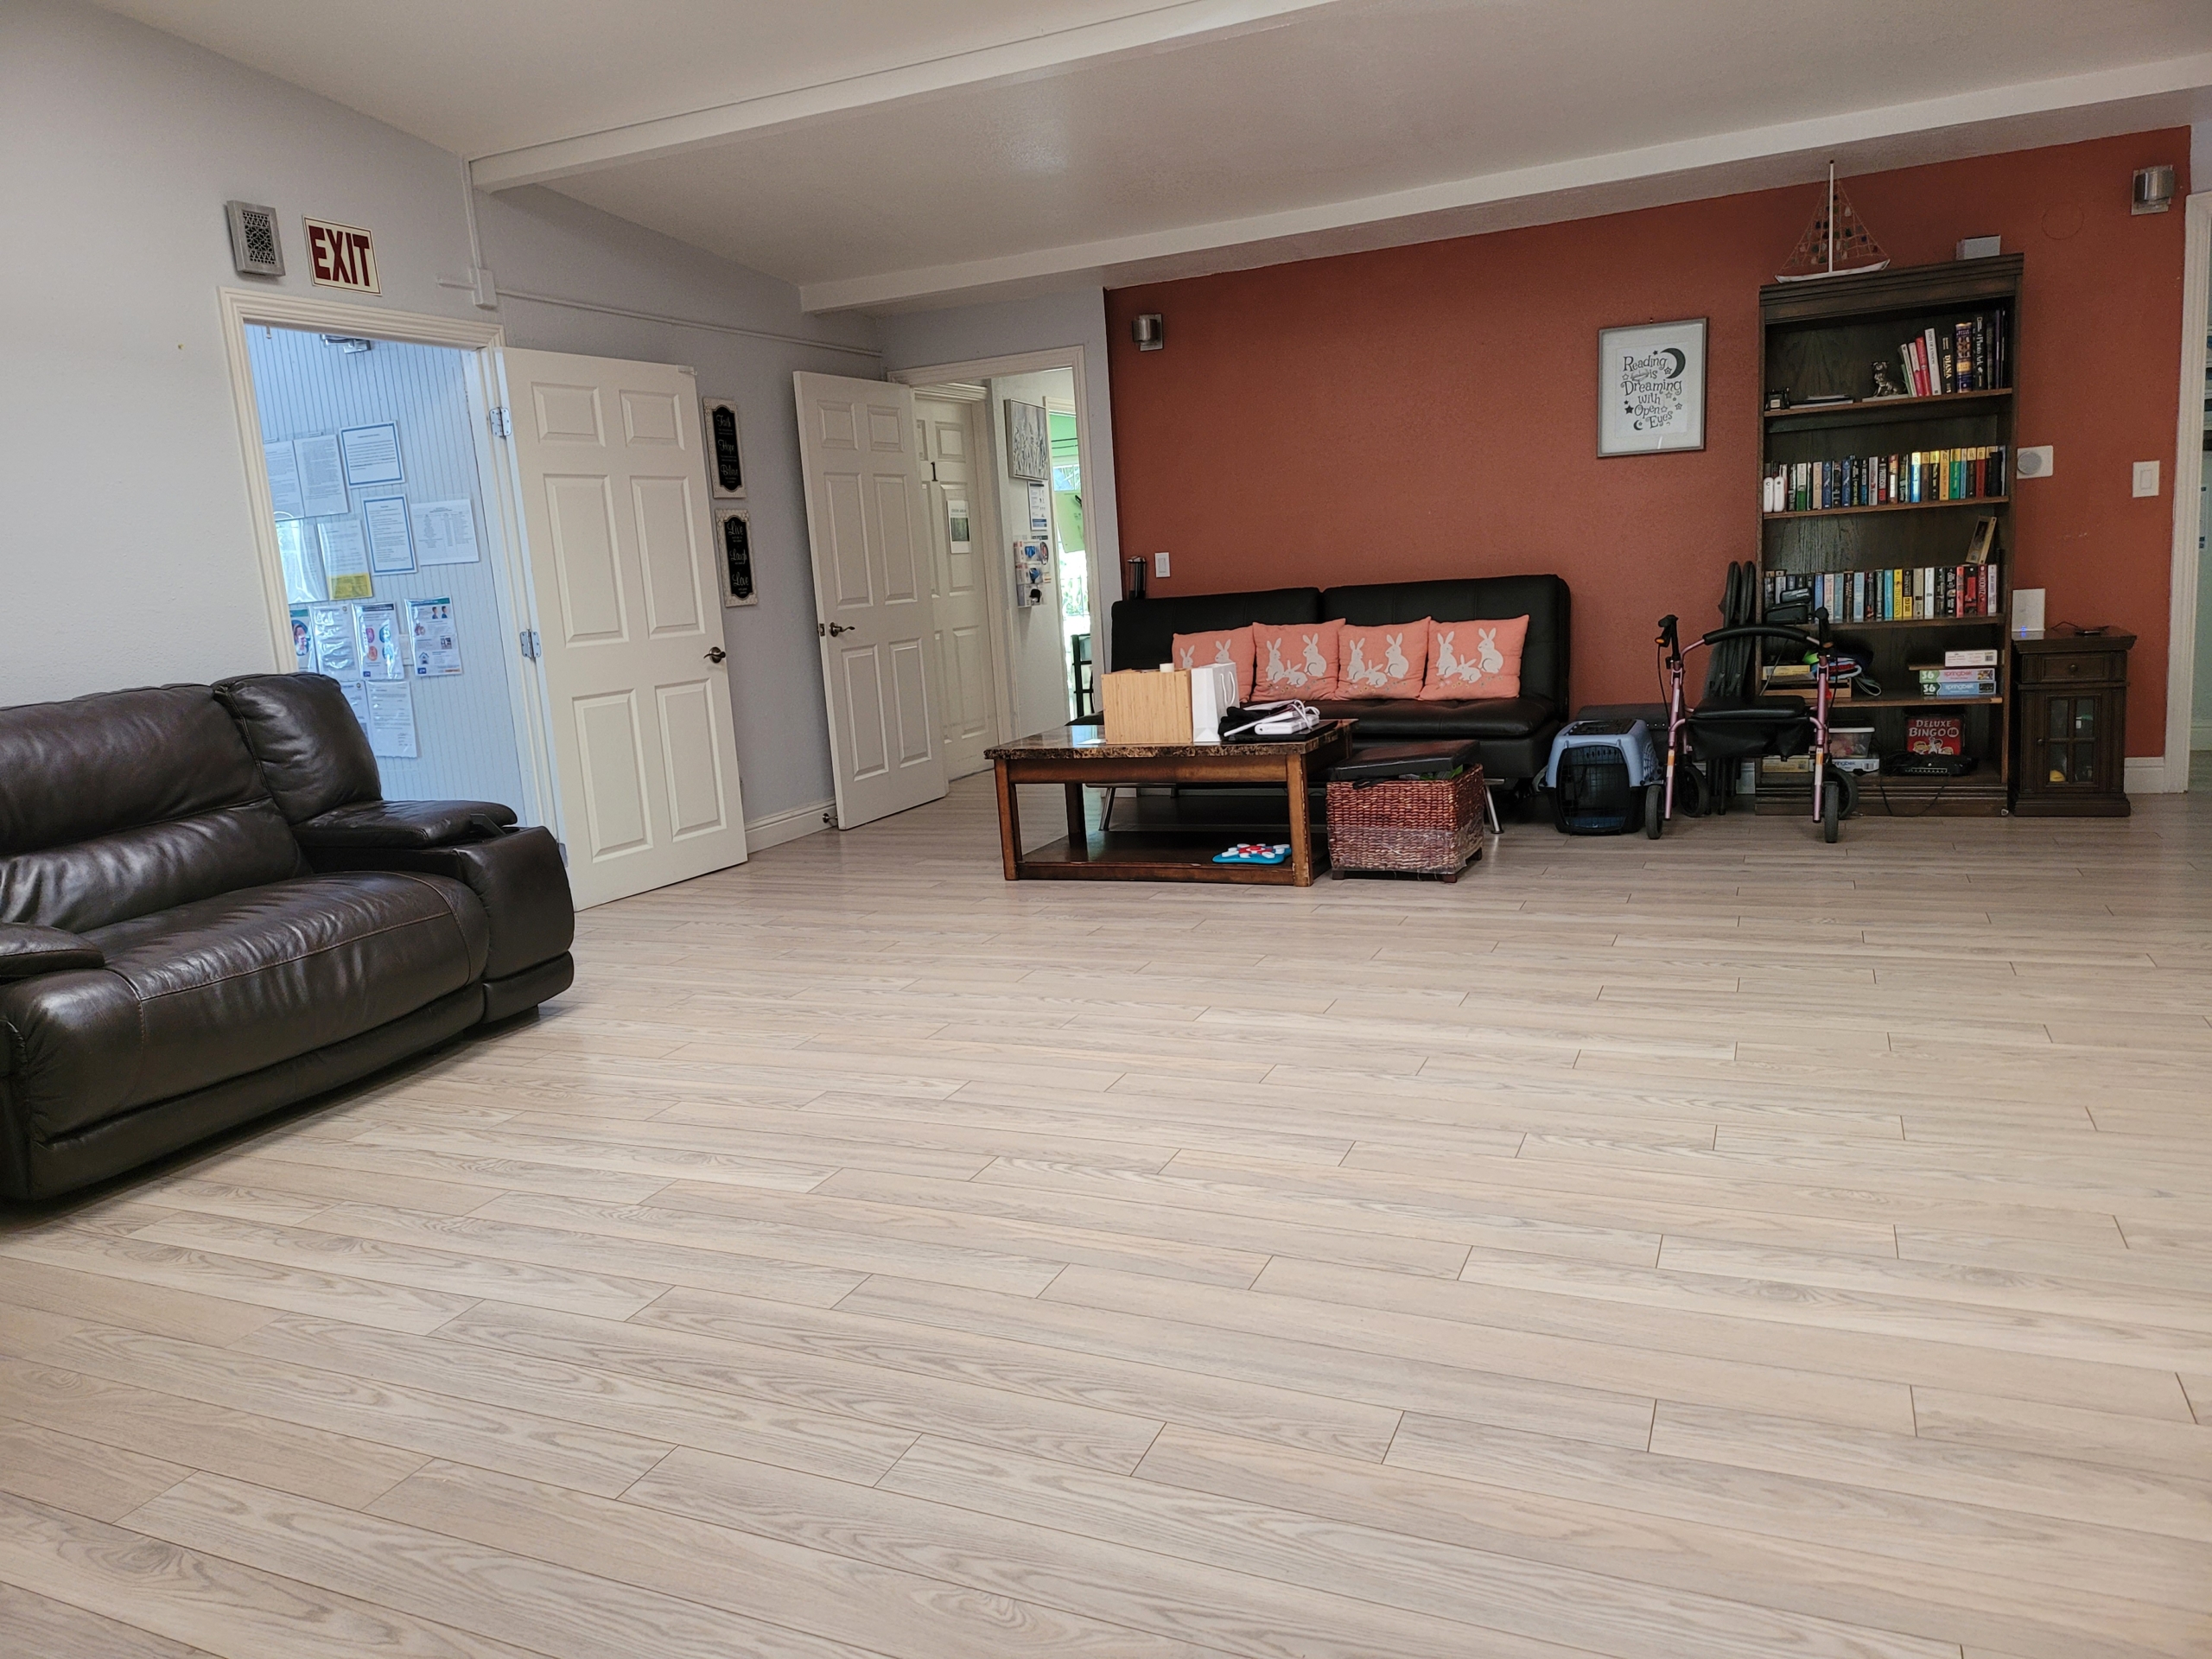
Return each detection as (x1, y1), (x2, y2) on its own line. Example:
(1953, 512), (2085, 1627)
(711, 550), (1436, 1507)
(1106, 131), (2190, 754)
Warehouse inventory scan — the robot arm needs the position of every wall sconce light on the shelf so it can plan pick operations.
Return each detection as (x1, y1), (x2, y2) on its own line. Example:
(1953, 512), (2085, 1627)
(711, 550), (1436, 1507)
(2133, 165), (2175, 215)
(1132, 314), (1164, 351)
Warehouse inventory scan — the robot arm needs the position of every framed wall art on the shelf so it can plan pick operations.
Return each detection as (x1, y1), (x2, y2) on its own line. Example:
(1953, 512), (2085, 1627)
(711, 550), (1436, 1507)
(715, 507), (756, 607)
(702, 397), (746, 498)
(1004, 398), (1049, 482)
(1598, 318), (1707, 456)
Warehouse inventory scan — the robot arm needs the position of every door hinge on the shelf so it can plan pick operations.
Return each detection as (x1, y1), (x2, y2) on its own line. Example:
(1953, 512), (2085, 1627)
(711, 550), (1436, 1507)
(518, 629), (541, 660)
(489, 405), (512, 439)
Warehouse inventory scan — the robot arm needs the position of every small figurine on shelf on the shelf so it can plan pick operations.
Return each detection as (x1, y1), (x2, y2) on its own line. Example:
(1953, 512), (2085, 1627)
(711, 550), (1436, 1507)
(1871, 359), (1905, 399)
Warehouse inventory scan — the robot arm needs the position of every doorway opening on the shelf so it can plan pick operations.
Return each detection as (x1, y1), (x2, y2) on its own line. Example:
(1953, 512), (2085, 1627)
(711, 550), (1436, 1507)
(891, 348), (1111, 754)
(245, 321), (535, 813)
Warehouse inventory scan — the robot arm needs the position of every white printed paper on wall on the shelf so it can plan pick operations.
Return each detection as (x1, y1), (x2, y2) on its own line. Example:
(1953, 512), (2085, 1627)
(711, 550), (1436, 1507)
(318, 519), (372, 600)
(362, 495), (415, 573)
(411, 499), (480, 564)
(264, 440), (305, 518)
(295, 433), (349, 517)
(289, 605), (314, 671)
(366, 682), (418, 759)
(406, 597), (462, 677)
(340, 423), (403, 486)
(357, 601), (404, 680)
(1027, 482), (1052, 537)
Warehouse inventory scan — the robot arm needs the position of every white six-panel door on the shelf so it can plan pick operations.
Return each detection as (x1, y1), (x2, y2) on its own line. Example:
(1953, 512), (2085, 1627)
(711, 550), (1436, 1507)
(500, 347), (748, 907)
(917, 392), (999, 779)
(793, 372), (948, 828)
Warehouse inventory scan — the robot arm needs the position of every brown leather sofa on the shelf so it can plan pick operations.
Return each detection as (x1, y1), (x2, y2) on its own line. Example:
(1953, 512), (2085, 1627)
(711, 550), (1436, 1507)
(0, 674), (575, 1201)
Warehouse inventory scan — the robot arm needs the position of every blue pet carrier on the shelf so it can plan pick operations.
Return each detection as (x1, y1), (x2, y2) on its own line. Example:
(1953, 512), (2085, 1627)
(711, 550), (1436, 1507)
(1544, 719), (1662, 836)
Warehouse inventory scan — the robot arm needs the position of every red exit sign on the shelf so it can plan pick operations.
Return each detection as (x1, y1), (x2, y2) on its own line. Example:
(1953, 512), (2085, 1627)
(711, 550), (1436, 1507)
(303, 218), (378, 293)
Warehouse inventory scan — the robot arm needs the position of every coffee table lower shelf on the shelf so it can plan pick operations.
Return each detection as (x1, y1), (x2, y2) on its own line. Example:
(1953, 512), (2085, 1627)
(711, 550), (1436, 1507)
(1014, 830), (1330, 885)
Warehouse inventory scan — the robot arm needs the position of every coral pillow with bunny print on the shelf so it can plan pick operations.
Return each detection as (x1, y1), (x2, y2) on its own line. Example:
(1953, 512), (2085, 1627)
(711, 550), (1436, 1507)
(1249, 620), (1343, 702)
(1419, 614), (1529, 700)
(1335, 619), (1429, 699)
(1170, 629), (1256, 701)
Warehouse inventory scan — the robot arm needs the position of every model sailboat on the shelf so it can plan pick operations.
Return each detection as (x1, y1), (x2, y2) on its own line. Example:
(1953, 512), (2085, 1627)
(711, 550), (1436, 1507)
(1777, 162), (1890, 282)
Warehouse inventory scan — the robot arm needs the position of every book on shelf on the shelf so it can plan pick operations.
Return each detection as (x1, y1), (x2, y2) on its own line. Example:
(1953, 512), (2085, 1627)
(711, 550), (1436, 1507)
(1896, 310), (2006, 397)
(1912, 663), (1999, 697)
(1762, 447), (2006, 512)
(1764, 563), (2001, 622)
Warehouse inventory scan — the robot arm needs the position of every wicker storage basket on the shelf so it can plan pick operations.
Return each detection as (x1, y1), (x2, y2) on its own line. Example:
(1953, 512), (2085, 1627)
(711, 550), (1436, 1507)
(1325, 766), (1486, 878)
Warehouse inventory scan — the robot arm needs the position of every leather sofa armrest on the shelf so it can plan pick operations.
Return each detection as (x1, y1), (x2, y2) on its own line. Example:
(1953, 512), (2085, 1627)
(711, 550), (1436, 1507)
(305, 826), (574, 981)
(0, 923), (105, 981)
(294, 798), (518, 849)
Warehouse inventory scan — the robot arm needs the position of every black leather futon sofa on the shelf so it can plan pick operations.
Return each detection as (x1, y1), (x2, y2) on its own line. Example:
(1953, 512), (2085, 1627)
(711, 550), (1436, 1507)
(0, 673), (574, 1201)
(1106, 573), (1571, 784)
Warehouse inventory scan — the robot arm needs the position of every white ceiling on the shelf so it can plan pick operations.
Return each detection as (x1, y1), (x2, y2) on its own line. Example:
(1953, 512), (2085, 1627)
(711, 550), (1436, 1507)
(96, 0), (2212, 312)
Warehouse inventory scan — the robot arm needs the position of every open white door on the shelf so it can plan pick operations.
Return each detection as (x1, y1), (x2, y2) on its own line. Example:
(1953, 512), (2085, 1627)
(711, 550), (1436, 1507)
(917, 391), (1001, 779)
(499, 347), (748, 907)
(794, 371), (948, 828)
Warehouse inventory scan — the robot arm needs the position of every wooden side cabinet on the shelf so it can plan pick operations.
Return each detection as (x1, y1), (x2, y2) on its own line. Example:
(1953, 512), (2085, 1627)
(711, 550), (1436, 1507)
(2010, 632), (2133, 816)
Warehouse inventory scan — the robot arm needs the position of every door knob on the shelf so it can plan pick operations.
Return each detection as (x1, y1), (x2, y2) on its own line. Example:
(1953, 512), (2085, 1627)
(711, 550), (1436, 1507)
(817, 622), (854, 637)
(704, 646), (727, 664)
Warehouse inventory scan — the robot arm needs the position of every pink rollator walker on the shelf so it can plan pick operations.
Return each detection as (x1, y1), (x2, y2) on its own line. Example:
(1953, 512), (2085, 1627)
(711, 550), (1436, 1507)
(1655, 607), (1862, 842)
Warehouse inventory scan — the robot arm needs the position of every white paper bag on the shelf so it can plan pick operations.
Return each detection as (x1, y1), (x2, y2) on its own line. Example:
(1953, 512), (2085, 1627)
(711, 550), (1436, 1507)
(1189, 661), (1240, 744)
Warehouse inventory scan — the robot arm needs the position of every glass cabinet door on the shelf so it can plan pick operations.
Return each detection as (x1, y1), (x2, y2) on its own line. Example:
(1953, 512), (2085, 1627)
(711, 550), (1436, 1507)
(2044, 696), (2097, 786)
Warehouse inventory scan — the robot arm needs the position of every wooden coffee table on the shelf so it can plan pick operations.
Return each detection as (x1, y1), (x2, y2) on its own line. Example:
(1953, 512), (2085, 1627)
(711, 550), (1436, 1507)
(988, 721), (1354, 886)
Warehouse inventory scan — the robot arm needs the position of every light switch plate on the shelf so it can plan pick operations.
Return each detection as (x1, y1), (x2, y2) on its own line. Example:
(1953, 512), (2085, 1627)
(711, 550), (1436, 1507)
(1154, 550), (1171, 578)
(2133, 461), (2160, 498)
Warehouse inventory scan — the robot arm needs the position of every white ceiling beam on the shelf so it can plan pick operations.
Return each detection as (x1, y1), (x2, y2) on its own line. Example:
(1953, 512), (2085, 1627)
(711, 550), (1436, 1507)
(800, 51), (2212, 313)
(467, 0), (1344, 191)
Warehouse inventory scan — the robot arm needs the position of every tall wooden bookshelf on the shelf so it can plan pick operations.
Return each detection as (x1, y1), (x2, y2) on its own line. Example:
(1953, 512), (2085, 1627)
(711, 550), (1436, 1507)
(1757, 254), (2021, 816)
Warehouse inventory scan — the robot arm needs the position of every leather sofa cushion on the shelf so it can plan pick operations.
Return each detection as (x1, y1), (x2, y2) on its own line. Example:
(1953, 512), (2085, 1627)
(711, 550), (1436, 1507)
(1109, 588), (1321, 674)
(0, 686), (303, 931)
(216, 674), (382, 823)
(0, 924), (103, 981)
(295, 799), (518, 849)
(1313, 696), (1557, 740)
(2, 872), (487, 1137)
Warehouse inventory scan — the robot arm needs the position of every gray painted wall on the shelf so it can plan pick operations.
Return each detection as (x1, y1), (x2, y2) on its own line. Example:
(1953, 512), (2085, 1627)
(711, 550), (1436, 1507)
(0, 0), (878, 834)
(476, 187), (883, 828)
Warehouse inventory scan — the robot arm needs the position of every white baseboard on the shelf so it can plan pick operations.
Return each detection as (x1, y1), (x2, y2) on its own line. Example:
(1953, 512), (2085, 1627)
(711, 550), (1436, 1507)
(744, 797), (835, 852)
(2125, 756), (2172, 795)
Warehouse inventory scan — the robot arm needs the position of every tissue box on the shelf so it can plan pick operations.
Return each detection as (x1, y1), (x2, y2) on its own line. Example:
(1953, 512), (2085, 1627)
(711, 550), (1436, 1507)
(1102, 669), (1192, 744)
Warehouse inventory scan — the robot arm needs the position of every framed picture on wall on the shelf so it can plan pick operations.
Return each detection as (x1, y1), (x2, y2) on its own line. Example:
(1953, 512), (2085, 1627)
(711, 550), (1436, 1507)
(1597, 318), (1707, 456)
(702, 397), (746, 498)
(1004, 399), (1049, 481)
(715, 507), (756, 607)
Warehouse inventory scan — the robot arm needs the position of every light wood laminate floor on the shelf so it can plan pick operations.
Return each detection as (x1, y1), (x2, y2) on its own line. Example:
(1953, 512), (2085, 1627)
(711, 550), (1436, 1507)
(4, 776), (2210, 1659)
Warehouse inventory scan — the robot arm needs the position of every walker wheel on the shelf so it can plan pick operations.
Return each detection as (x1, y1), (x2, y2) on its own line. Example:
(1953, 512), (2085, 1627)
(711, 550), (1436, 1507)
(1644, 780), (1663, 838)
(1821, 779), (1842, 843)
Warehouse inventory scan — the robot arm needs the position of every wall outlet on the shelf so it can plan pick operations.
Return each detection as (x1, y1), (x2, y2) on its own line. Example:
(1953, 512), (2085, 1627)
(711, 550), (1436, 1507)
(1154, 550), (1171, 579)
(2015, 445), (2054, 480)
(2133, 461), (2160, 498)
